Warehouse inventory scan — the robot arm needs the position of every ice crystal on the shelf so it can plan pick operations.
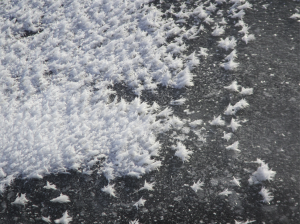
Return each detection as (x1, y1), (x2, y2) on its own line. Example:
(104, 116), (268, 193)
(139, 180), (155, 191)
(134, 197), (146, 209)
(11, 193), (29, 206)
(190, 179), (204, 193)
(259, 187), (274, 203)
(54, 211), (72, 224)
(50, 193), (70, 203)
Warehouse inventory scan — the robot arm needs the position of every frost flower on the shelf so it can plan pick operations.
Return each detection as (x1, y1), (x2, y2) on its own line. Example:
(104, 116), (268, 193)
(12, 194), (29, 206)
(54, 211), (72, 224)
(259, 187), (274, 203)
(50, 193), (70, 203)
(248, 160), (276, 184)
(134, 197), (146, 209)
(173, 142), (193, 162)
(191, 179), (204, 193)
(102, 184), (117, 197)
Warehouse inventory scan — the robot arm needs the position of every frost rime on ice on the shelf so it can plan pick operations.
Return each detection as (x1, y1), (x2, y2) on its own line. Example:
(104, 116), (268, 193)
(0, 1), (277, 222)
(0, 0), (197, 191)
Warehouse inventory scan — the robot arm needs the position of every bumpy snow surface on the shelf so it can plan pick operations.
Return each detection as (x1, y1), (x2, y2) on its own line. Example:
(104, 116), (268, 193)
(0, 0), (195, 191)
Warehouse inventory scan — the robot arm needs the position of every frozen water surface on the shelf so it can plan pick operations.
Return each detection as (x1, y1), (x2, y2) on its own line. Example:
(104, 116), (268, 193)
(0, 0), (299, 223)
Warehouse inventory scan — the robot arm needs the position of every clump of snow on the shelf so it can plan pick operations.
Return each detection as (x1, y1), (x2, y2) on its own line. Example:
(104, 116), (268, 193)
(54, 211), (72, 224)
(50, 193), (70, 203)
(173, 142), (193, 162)
(248, 159), (276, 184)
(102, 184), (117, 197)
(11, 193), (29, 206)
(209, 115), (225, 126)
(134, 197), (146, 209)
(139, 180), (155, 191)
(190, 179), (204, 193)
(259, 187), (274, 204)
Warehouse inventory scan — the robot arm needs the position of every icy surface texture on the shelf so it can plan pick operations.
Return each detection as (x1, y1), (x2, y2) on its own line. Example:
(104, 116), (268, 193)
(0, 0), (197, 191)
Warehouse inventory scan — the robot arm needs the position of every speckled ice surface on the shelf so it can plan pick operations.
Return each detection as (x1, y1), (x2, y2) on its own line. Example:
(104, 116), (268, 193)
(0, 0), (299, 223)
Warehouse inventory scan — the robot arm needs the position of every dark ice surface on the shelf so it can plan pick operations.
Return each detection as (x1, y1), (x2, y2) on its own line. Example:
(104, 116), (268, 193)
(0, 0), (299, 223)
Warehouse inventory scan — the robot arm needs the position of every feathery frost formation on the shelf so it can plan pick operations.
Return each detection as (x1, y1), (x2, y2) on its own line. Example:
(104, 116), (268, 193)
(248, 159), (276, 185)
(259, 187), (274, 204)
(50, 193), (71, 203)
(11, 193), (29, 206)
(190, 179), (204, 193)
(133, 197), (146, 209)
(0, 0), (199, 191)
(101, 184), (117, 197)
(43, 181), (57, 190)
(0, 0), (277, 222)
(54, 211), (72, 224)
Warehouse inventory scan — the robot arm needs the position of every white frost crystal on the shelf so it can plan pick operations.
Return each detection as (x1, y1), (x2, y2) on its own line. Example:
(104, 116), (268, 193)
(50, 193), (71, 203)
(54, 211), (72, 224)
(190, 179), (204, 193)
(11, 193), (29, 206)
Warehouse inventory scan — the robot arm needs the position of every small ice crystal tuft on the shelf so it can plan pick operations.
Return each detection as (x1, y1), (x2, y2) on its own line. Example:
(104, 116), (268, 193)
(190, 179), (204, 193)
(54, 211), (72, 224)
